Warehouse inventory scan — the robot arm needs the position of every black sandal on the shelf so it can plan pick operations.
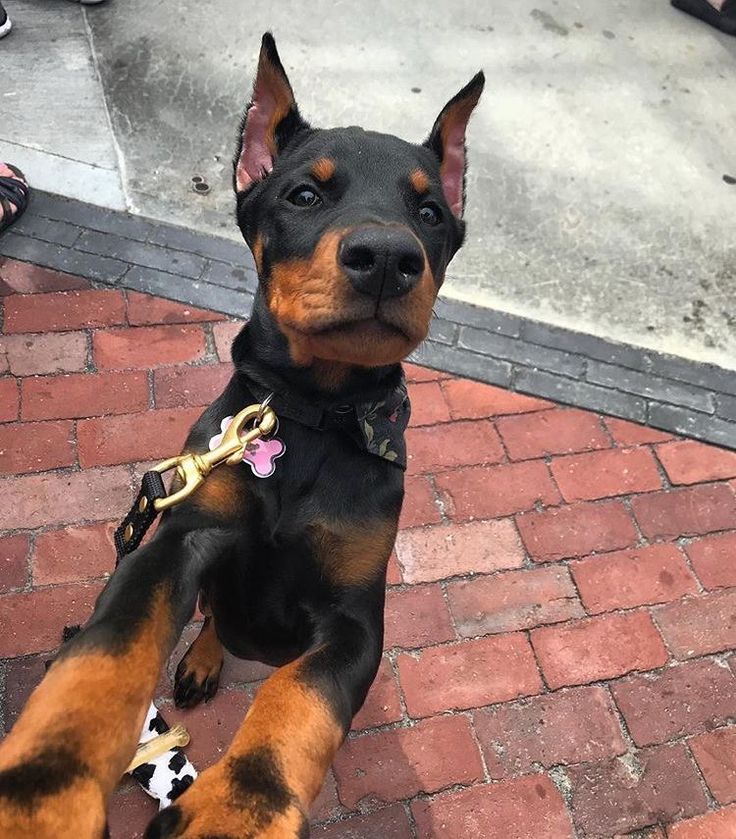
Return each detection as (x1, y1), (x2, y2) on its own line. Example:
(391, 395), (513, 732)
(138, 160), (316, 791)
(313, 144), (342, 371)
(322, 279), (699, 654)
(671, 0), (736, 35)
(0, 164), (30, 235)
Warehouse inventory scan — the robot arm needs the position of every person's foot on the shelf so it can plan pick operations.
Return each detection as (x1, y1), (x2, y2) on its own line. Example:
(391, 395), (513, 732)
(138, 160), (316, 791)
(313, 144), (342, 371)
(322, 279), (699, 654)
(0, 164), (30, 234)
(65, 0), (109, 5)
(0, 4), (12, 38)
(671, 0), (736, 34)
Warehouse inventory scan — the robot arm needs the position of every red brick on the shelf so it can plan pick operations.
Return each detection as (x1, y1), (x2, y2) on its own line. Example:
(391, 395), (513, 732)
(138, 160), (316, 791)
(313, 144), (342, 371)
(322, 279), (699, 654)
(33, 522), (117, 585)
(333, 715), (483, 808)
(153, 363), (232, 408)
(386, 549), (402, 585)
(611, 659), (736, 748)
(441, 378), (552, 419)
(657, 440), (736, 485)
(690, 727), (736, 805)
(405, 419), (505, 474)
(403, 362), (450, 383)
(667, 806), (736, 838)
(436, 460), (561, 521)
(412, 775), (574, 839)
(2, 655), (47, 730)
(568, 743), (707, 835)
(398, 634), (542, 717)
(685, 532), (736, 590)
(571, 544), (697, 613)
(407, 380), (451, 426)
(166, 686), (253, 767)
(604, 417), (673, 446)
(497, 407), (610, 460)
(0, 377), (19, 421)
(632, 484), (736, 540)
(77, 407), (202, 467)
(126, 290), (222, 325)
(0, 581), (103, 656)
(517, 500), (639, 563)
(93, 324), (207, 369)
(654, 590), (736, 659)
(447, 566), (583, 637)
(474, 686), (626, 779)
(0, 258), (89, 294)
(395, 518), (524, 584)
(531, 612), (668, 689)
(384, 584), (455, 649)
(21, 370), (149, 420)
(1, 331), (87, 376)
(310, 769), (344, 824)
(351, 657), (403, 731)
(0, 534), (29, 592)
(313, 804), (412, 839)
(107, 789), (158, 839)
(551, 447), (663, 502)
(4, 288), (125, 332)
(0, 466), (132, 530)
(0, 420), (76, 474)
(398, 476), (441, 529)
(212, 320), (243, 362)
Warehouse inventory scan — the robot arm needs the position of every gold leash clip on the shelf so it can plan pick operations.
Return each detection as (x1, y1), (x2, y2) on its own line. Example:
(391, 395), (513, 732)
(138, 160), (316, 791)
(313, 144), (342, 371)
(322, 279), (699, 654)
(152, 402), (278, 511)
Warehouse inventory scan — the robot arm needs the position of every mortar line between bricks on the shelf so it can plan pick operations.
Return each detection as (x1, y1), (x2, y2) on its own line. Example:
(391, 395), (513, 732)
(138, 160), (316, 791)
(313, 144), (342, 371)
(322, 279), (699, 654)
(648, 443), (675, 492)
(463, 708), (492, 784)
(683, 737), (719, 811)
(402, 800), (420, 839)
(675, 539), (707, 595)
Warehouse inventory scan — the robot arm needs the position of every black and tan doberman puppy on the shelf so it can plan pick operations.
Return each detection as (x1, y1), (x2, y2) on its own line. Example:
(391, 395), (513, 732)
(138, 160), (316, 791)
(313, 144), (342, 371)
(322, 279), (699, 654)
(0, 33), (483, 838)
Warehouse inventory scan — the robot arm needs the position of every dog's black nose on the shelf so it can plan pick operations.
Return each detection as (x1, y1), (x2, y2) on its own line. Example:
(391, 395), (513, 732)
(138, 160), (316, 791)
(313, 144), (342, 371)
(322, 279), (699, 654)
(339, 227), (425, 300)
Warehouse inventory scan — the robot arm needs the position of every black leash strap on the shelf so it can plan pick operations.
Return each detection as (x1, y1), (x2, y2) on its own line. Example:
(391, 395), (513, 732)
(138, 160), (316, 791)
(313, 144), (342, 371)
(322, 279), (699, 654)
(113, 471), (168, 563)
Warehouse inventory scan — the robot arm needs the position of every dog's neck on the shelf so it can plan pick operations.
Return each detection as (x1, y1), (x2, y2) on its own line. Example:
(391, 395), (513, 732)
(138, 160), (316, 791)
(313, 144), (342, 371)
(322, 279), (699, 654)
(232, 292), (404, 407)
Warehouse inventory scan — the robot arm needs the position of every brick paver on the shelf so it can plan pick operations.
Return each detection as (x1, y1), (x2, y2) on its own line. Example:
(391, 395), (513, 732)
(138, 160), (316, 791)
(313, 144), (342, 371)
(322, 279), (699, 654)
(2, 260), (736, 837)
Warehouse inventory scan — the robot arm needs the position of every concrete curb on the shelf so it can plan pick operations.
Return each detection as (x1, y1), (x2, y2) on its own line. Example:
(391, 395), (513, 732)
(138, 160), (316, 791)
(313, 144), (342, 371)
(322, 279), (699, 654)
(2, 190), (734, 450)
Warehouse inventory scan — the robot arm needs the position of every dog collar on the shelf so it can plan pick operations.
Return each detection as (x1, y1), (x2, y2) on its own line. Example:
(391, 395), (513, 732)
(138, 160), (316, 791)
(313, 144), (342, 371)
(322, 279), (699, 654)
(239, 374), (411, 469)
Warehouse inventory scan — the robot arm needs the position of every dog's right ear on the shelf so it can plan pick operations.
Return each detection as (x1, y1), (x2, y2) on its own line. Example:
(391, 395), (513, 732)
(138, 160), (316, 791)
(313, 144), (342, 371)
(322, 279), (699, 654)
(234, 33), (309, 194)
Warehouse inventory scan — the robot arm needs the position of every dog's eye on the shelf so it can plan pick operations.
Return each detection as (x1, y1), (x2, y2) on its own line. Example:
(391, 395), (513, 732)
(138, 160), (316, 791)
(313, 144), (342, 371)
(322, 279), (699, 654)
(419, 203), (441, 226)
(288, 187), (322, 208)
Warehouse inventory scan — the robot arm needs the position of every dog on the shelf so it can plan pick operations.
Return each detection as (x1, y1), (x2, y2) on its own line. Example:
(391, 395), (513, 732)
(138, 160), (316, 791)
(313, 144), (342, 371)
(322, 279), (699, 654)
(0, 33), (483, 838)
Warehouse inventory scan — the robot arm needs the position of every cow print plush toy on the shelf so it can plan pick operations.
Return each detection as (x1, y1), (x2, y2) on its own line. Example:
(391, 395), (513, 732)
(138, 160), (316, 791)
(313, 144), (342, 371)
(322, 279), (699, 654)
(131, 702), (197, 809)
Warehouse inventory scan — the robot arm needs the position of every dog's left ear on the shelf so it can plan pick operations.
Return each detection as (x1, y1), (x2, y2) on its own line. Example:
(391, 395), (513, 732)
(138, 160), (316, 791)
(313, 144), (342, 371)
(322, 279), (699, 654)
(424, 71), (485, 218)
(235, 33), (309, 194)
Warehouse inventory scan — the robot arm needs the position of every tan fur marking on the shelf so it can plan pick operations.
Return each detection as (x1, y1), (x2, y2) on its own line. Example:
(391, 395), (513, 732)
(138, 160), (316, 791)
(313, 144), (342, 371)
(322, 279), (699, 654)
(178, 617), (223, 687)
(166, 658), (342, 833)
(311, 157), (336, 182)
(191, 467), (248, 520)
(311, 518), (397, 587)
(409, 168), (430, 194)
(0, 588), (174, 835)
(252, 234), (265, 275)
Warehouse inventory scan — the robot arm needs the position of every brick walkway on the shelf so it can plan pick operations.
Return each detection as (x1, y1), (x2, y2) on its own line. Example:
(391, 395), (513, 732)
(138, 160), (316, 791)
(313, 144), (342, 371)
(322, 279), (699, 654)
(2, 257), (736, 838)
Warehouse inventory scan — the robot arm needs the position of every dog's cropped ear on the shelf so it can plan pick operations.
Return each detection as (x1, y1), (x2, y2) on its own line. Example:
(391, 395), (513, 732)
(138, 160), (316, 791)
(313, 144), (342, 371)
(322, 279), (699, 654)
(235, 33), (309, 194)
(424, 71), (485, 218)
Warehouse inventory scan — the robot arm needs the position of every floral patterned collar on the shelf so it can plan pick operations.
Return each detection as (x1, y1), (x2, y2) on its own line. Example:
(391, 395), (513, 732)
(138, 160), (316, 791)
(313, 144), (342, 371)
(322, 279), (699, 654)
(239, 372), (411, 470)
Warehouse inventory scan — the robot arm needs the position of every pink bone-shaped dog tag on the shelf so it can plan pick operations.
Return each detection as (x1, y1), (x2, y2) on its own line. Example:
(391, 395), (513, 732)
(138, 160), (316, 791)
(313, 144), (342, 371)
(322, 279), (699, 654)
(208, 416), (285, 478)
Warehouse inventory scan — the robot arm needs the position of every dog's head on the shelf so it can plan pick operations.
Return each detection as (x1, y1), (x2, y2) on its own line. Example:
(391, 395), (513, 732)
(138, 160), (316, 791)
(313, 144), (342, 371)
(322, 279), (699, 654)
(234, 33), (483, 369)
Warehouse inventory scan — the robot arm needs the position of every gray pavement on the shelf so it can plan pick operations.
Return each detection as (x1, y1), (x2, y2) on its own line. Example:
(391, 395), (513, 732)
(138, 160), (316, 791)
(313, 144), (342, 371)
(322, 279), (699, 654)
(1, 0), (734, 370)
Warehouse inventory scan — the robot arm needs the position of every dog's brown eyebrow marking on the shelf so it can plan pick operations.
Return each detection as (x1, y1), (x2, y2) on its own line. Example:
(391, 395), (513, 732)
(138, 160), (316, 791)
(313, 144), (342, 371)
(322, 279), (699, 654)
(409, 168), (430, 195)
(311, 157), (336, 182)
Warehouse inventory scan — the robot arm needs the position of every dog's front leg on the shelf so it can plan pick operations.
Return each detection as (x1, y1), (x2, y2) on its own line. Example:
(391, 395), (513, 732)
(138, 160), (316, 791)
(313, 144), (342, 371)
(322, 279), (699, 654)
(0, 524), (232, 839)
(145, 592), (385, 839)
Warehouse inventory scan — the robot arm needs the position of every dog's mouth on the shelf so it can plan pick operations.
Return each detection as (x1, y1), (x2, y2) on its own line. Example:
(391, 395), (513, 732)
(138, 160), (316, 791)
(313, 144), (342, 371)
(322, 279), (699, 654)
(304, 315), (410, 342)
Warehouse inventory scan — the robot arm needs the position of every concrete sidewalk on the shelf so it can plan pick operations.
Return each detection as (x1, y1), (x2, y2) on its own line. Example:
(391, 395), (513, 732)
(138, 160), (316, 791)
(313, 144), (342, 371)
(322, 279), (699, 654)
(1, 0), (734, 369)
(2, 259), (736, 837)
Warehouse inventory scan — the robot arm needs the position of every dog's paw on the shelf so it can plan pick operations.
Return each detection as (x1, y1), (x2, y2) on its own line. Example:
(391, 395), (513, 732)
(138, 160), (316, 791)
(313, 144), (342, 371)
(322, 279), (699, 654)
(173, 648), (222, 709)
(143, 774), (309, 838)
